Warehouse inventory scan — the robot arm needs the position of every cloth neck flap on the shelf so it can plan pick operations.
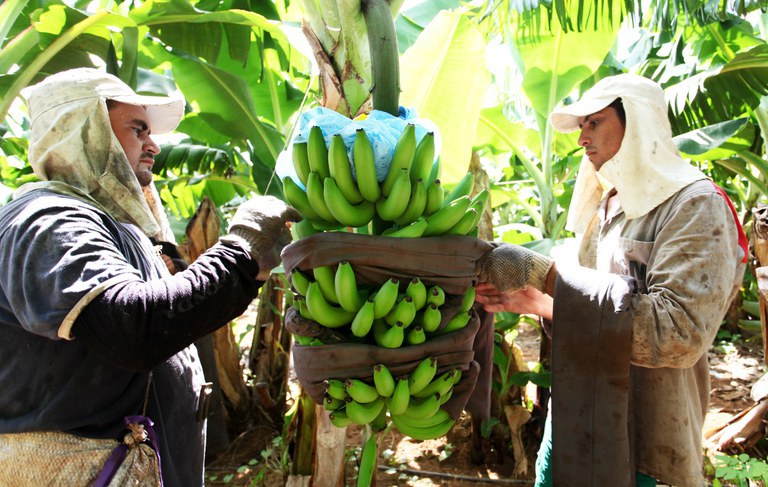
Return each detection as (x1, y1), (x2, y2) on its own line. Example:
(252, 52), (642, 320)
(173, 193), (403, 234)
(565, 91), (706, 234)
(25, 96), (173, 241)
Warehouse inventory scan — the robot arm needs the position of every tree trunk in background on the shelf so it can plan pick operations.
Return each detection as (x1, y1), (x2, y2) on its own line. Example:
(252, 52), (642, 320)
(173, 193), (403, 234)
(177, 197), (234, 458)
(249, 275), (292, 430)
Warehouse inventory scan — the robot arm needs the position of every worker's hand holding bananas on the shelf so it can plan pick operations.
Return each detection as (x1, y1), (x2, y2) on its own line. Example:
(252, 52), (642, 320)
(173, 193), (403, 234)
(222, 196), (301, 277)
(475, 242), (555, 293)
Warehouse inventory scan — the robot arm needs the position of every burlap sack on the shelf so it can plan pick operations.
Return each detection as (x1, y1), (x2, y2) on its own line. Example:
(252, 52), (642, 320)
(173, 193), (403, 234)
(0, 430), (160, 486)
(281, 232), (495, 422)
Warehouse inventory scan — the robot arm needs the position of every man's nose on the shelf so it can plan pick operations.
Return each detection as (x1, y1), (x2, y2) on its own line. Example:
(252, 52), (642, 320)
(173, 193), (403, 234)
(144, 136), (160, 155)
(578, 132), (590, 147)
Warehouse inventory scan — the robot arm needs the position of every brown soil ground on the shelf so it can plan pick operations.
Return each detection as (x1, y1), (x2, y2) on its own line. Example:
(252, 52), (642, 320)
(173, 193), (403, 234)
(205, 322), (767, 487)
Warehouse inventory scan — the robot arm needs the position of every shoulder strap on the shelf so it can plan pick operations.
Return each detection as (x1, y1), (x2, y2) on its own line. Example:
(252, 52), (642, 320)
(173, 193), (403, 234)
(711, 181), (748, 263)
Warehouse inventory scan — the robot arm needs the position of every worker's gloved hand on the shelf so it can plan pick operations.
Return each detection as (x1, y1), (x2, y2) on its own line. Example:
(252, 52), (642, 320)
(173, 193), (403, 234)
(476, 242), (554, 293)
(221, 196), (301, 273)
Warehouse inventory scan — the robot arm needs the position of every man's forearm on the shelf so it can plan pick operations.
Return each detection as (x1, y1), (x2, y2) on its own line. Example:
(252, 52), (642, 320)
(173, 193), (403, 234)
(72, 242), (262, 371)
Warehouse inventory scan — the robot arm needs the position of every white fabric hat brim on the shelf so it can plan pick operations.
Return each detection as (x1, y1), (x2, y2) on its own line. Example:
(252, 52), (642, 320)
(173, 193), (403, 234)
(108, 94), (185, 134)
(26, 68), (185, 135)
(549, 94), (618, 133)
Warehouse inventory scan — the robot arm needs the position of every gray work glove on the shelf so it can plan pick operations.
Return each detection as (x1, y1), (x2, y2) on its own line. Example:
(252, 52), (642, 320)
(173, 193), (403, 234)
(476, 242), (555, 293)
(220, 196), (301, 276)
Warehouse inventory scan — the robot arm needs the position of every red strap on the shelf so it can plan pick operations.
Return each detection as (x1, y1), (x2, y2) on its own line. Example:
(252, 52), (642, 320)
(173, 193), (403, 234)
(711, 181), (748, 263)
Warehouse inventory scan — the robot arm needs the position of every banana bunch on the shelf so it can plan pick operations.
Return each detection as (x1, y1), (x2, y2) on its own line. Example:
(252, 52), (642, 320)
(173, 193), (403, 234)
(322, 359), (462, 441)
(284, 124), (488, 238)
(290, 261), (476, 346)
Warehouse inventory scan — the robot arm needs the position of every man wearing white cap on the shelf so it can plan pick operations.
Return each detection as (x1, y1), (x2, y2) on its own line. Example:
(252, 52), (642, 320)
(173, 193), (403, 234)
(476, 74), (746, 485)
(0, 68), (299, 486)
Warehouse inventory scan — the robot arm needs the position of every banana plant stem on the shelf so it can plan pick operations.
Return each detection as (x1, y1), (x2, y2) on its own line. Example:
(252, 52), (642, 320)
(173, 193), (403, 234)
(361, 0), (400, 115)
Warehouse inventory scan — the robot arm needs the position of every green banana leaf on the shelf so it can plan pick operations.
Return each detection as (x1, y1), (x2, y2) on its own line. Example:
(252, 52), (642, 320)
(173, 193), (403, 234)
(394, 0), (461, 52)
(510, 8), (621, 134)
(673, 118), (752, 160)
(399, 10), (488, 184)
(171, 56), (283, 160)
(0, 7), (137, 121)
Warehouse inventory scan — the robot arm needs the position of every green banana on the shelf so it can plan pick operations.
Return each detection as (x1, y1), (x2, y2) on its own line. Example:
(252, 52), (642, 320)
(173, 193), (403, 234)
(306, 172), (339, 224)
(290, 268), (311, 297)
(372, 363), (396, 398)
(445, 208), (479, 236)
(345, 379), (381, 404)
(393, 178), (427, 226)
(352, 129), (381, 203)
(323, 394), (345, 411)
(459, 285), (476, 313)
(323, 177), (376, 228)
(350, 298), (376, 338)
(392, 414), (454, 441)
(425, 178), (444, 216)
(443, 172), (475, 205)
(391, 409), (455, 441)
(329, 409), (353, 428)
(325, 379), (348, 401)
(291, 141), (311, 187)
(440, 389), (453, 405)
(423, 195), (471, 237)
(293, 334), (312, 346)
(410, 132), (435, 184)
(295, 296), (314, 321)
(370, 406), (388, 433)
(307, 125), (330, 180)
(305, 281), (355, 328)
(290, 218), (320, 240)
(427, 155), (441, 187)
(375, 168), (411, 222)
(309, 338), (325, 346)
(405, 325), (426, 346)
(381, 217), (428, 238)
(334, 260), (365, 312)
(328, 134), (364, 204)
(282, 176), (329, 225)
(393, 407), (453, 430)
(405, 277), (427, 311)
(373, 278), (400, 319)
(382, 123), (416, 196)
(372, 319), (405, 349)
(384, 295), (416, 327)
(440, 310), (471, 334)
(470, 188), (489, 212)
(345, 396), (386, 425)
(412, 369), (458, 399)
(420, 303), (442, 333)
(357, 429), (378, 487)
(425, 285), (446, 308)
(401, 392), (442, 420)
(408, 357), (438, 395)
(385, 377), (410, 416)
(313, 265), (339, 304)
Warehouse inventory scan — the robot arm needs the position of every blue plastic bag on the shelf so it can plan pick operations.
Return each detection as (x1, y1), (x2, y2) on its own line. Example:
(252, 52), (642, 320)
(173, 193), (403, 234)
(276, 107), (440, 188)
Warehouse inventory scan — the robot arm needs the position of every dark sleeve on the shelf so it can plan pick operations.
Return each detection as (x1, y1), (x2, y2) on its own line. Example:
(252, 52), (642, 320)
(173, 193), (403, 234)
(73, 242), (263, 372)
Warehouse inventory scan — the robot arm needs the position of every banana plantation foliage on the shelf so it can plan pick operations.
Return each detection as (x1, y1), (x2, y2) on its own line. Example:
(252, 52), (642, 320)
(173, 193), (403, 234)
(3, 0), (768, 480)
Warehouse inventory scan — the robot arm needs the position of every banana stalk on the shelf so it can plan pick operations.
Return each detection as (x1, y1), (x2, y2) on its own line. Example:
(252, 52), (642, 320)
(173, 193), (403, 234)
(361, 0), (400, 115)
